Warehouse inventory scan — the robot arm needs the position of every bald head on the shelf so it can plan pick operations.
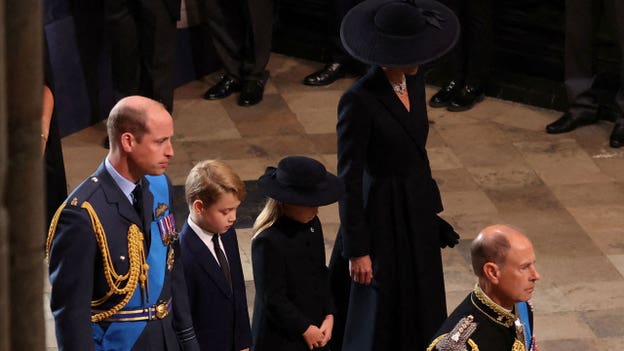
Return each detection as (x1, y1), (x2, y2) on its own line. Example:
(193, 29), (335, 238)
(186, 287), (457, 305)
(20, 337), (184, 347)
(105, 96), (174, 182)
(471, 224), (540, 308)
(106, 96), (169, 149)
(470, 225), (529, 277)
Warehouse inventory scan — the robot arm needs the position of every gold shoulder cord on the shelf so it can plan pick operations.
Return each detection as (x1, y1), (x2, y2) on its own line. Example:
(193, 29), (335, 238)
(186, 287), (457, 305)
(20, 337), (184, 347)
(46, 201), (149, 323)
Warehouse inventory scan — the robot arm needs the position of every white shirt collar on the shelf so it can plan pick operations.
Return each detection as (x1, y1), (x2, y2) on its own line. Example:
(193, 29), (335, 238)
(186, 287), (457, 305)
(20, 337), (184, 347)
(187, 216), (227, 264)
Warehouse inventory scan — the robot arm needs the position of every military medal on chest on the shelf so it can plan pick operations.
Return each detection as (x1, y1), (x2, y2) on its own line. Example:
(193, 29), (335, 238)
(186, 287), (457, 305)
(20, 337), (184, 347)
(167, 247), (175, 271)
(157, 211), (178, 246)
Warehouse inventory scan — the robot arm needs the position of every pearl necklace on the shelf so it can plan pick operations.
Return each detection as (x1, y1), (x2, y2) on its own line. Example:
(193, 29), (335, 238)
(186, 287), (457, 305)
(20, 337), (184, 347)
(391, 75), (407, 95)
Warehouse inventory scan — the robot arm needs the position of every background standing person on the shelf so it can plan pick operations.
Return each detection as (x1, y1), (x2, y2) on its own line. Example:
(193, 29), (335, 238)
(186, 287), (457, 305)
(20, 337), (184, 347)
(42, 83), (67, 226)
(251, 156), (343, 351)
(179, 160), (252, 351)
(302, 0), (365, 86)
(328, 1), (461, 350)
(42, 43), (68, 226)
(106, 0), (180, 112)
(199, 0), (273, 106)
(428, 0), (492, 112)
(546, 0), (624, 148)
(46, 96), (199, 351)
(427, 225), (540, 351)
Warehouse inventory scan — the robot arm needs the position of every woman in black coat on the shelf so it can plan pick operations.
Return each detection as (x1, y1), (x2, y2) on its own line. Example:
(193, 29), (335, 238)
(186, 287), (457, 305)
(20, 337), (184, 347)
(329, 1), (461, 350)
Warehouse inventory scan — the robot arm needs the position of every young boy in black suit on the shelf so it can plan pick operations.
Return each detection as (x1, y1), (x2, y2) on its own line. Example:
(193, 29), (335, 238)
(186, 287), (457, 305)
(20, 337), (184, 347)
(179, 160), (252, 351)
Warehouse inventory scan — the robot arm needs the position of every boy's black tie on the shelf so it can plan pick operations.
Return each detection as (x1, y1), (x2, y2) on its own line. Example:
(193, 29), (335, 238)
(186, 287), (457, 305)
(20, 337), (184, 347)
(212, 234), (232, 289)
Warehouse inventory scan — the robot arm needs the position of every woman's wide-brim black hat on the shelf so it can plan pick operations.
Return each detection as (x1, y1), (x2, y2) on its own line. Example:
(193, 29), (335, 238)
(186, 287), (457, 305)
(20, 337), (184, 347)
(257, 156), (344, 207)
(340, 0), (460, 67)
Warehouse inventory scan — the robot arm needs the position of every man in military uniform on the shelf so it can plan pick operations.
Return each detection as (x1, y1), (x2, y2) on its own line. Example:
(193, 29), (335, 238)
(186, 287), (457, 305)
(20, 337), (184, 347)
(46, 96), (200, 351)
(427, 225), (540, 351)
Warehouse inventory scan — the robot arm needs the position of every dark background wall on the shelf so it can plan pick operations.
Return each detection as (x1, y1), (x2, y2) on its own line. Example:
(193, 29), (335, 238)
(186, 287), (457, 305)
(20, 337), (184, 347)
(273, 0), (622, 114)
(45, 0), (623, 137)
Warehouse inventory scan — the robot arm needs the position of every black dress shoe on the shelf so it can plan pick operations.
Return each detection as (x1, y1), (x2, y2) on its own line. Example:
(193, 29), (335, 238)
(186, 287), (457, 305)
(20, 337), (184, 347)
(609, 120), (624, 148)
(429, 80), (461, 108)
(238, 80), (265, 106)
(545, 112), (598, 134)
(203, 75), (240, 100)
(303, 63), (346, 86)
(447, 85), (485, 112)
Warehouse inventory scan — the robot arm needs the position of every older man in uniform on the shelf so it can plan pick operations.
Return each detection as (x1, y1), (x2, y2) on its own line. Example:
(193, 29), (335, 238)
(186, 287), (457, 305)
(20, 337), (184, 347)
(46, 96), (199, 351)
(427, 225), (540, 351)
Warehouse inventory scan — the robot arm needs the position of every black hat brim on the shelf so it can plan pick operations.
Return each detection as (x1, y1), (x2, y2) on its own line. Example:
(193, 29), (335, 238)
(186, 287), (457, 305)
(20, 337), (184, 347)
(340, 0), (460, 67)
(257, 170), (344, 207)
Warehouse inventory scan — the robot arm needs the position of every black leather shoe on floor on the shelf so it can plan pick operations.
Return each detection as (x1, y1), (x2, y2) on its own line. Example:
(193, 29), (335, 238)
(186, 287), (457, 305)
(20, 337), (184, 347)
(303, 63), (346, 86)
(545, 112), (598, 134)
(429, 80), (461, 108)
(238, 80), (265, 106)
(609, 120), (624, 148)
(203, 75), (240, 100)
(447, 85), (485, 112)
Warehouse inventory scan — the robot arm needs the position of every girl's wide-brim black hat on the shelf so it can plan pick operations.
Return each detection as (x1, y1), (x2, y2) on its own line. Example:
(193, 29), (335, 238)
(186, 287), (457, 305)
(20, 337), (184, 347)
(340, 0), (460, 67)
(257, 156), (344, 207)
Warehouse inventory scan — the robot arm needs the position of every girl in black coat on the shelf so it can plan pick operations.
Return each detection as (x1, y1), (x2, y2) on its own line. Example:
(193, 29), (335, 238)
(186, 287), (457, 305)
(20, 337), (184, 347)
(251, 156), (344, 351)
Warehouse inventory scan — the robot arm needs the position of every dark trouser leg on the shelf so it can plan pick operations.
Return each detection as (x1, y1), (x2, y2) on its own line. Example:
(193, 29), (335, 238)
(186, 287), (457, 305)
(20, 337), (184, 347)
(607, 0), (624, 117)
(436, 0), (466, 83)
(565, 0), (601, 117)
(202, 0), (248, 80)
(606, 0), (624, 146)
(106, 0), (141, 98)
(330, 0), (363, 66)
(243, 0), (273, 81)
(464, 0), (492, 87)
(137, 0), (177, 112)
(106, 0), (176, 111)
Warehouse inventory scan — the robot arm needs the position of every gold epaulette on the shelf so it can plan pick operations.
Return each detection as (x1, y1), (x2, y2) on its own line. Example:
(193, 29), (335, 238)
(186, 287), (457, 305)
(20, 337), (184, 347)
(512, 339), (525, 351)
(427, 333), (479, 351)
(45, 200), (149, 323)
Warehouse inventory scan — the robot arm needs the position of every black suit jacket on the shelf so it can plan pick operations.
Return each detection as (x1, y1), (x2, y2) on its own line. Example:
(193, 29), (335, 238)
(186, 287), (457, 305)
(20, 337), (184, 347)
(179, 223), (252, 351)
(48, 162), (199, 351)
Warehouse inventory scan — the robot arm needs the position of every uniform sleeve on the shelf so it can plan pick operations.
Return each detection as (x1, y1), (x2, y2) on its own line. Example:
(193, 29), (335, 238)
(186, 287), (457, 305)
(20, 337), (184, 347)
(48, 205), (97, 351)
(252, 236), (312, 338)
(336, 91), (374, 258)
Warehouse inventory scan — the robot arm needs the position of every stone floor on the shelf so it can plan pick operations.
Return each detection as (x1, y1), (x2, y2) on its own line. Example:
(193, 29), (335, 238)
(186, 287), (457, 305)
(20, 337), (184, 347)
(45, 53), (624, 350)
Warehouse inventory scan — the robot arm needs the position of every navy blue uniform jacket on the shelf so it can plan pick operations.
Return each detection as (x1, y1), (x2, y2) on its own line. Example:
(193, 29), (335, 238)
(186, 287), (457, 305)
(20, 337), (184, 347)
(47, 163), (199, 351)
(179, 223), (252, 351)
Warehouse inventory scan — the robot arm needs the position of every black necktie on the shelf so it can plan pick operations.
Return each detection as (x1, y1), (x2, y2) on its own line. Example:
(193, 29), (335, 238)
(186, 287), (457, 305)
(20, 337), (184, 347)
(132, 183), (144, 221)
(212, 234), (232, 289)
